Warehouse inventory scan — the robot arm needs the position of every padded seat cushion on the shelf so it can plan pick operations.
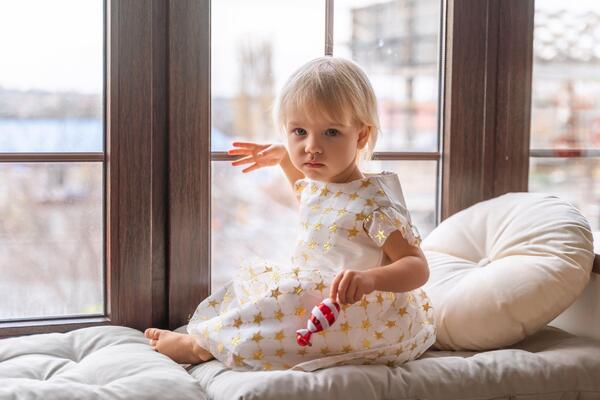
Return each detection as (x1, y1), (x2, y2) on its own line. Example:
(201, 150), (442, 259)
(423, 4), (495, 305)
(0, 325), (206, 400)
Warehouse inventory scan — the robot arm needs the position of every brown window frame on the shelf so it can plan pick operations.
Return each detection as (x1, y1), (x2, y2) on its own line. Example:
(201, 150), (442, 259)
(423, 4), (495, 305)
(3, 0), (596, 337)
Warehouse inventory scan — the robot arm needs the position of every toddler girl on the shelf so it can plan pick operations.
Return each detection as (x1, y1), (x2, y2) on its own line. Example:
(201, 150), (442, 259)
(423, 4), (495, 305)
(145, 56), (436, 371)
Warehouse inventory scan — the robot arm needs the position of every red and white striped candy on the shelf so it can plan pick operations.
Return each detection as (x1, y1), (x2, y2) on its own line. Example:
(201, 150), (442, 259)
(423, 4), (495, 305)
(296, 298), (340, 346)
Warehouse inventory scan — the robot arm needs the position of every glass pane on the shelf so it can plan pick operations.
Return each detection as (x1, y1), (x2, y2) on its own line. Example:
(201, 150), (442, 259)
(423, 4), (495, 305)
(529, 157), (600, 232)
(211, 0), (325, 151)
(211, 162), (299, 292)
(0, 1), (104, 152)
(531, 1), (600, 150)
(211, 160), (437, 293)
(0, 163), (104, 320)
(335, 0), (442, 152)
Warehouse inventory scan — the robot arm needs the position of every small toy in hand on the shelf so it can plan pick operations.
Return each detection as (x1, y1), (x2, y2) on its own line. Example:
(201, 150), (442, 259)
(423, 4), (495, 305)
(296, 298), (340, 346)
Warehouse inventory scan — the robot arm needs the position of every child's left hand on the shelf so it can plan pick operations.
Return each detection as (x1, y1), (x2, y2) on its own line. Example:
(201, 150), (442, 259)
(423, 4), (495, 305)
(329, 269), (376, 305)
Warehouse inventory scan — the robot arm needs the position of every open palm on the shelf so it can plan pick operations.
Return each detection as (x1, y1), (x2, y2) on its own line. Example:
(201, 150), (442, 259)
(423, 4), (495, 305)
(227, 141), (287, 173)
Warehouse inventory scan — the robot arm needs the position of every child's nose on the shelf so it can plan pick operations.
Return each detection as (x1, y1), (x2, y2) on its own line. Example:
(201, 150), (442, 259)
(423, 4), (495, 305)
(304, 135), (323, 155)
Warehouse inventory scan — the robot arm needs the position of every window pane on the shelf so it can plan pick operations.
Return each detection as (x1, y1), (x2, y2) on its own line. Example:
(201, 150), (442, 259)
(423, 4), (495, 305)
(0, 163), (104, 321)
(211, 0), (325, 151)
(0, 1), (103, 152)
(211, 160), (436, 292)
(529, 157), (600, 232)
(335, 0), (442, 152)
(211, 162), (298, 291)
(531, 2), (600, 150)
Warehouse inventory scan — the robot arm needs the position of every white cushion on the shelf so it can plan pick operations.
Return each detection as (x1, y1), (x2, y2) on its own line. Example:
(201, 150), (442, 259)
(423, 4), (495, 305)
(422, 192), (595, 350)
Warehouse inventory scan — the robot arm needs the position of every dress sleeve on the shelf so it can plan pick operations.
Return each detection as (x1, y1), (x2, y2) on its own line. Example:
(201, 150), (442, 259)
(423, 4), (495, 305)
(362, 205), (422, 248)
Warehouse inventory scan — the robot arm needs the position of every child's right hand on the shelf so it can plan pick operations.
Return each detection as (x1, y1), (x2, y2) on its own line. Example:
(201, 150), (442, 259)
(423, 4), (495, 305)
(228, 142), (287, 173)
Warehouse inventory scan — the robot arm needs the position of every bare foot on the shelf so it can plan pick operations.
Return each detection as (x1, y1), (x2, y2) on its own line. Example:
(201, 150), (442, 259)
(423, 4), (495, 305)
(144, 328), (214, 364)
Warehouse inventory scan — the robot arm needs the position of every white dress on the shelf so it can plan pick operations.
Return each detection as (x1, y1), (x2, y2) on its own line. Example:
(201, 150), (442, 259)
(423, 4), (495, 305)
(187, 171), (436, 371)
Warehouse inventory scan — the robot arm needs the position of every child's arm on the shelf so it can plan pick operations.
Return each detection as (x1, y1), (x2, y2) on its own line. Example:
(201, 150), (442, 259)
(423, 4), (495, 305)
(330, 231), (429, 304)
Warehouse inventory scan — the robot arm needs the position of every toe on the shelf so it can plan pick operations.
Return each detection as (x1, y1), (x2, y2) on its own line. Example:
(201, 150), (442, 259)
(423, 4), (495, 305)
(145, 328), (160, 339)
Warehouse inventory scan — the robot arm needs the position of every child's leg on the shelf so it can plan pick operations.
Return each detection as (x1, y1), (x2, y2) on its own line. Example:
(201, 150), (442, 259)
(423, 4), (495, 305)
(144, 328), (215, 364)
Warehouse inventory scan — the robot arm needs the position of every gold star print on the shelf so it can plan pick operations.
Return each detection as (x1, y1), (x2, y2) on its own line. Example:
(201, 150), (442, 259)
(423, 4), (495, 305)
(302, 221), (309, 230)
(208, 299), (219, 309)
(378, 213), (388, 221)
(294, 182), (305, 193)
(292, 267), (301, 277)
(320, 187), (331, 197)
(320, 347), (331, 355)
(366, 198), (376, 207)
(398, 334), (405, 342)
(214, 320), (223, 333)
(349, 192), (360, 200)
(295, 306), (306, 317)
(376, 189), (385, 195)
(271, 287), (282, 300)
(230, 335), (241, 347)
(216, 342), (224, 353)
(323, 242), (332, 252)
(307, 240), (317, 249)
(360, 180), (372, 188)
(398, 307), (408, 317)
(359, 296), (370, 309)
(201, 326), (209, 339)
(301, 252), (310, 262)
(311, 203), (321, 211)
(376, 293), (384, 304)
(275, 348), (286, 358)
(355, 212), (367, 221)
(362, 319), (372, 330)
(407, 293), (415, 304)
(334, 191), (343, 198)
(251, 331), (264, 343)
(233, 316), (243, 329)
(233, 354), (245, 366)
(386, 320), (397, 328)
(386, 360), (396, 368)
(274, 309), (285, 322)
(339, 322), (350, 333)
(375, 229), (387, 243)
(376, 350), (386, 358)
(313, 222), (322, 231)
(271, 271), (281, 283)
(253, 312), (264, 324)
(297, 348), (308, 356)
(374, 331), (384, 340)
(419, 291), (428, 300)
(314, 281), (327, 292)
(275, 330), (285, 341)
(347, 226), (359, 238)
(423, 303), (432, 312)
(328, 223), (337, 233)
(323, 207), (334, 214)
(337, 208), (348, 216)
(362, 339), (371, 349)
(342, 345), (353, 353)
(311, 184), (319, 193)
(262, 362), (272, 370)
(253, 350), (264, 360)
(248, 267), (258, 279)
(294, 284), (304, 295)
(410, 342), (418, 351)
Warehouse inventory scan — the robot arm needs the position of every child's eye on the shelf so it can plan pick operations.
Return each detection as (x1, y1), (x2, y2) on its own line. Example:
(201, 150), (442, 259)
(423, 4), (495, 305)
(293, 128), (307, 136)
(324, 129), (339, 137)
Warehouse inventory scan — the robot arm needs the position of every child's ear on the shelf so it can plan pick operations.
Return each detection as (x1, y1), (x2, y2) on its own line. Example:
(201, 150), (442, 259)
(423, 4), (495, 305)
(357, 126), (370, 149)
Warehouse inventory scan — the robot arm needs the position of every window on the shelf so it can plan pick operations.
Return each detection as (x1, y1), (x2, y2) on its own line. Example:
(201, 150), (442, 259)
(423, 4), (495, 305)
(0, 1), (104, 322)
(210, 0), (443, 291)
(529, 1), (600, 251)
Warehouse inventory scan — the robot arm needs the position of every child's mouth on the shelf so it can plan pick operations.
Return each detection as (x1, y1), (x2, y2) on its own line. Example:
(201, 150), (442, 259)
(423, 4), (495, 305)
(304, 162), (324, 168)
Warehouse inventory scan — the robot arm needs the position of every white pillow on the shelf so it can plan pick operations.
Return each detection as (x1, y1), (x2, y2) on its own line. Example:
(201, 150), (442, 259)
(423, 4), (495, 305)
(422, 192), (594, 350)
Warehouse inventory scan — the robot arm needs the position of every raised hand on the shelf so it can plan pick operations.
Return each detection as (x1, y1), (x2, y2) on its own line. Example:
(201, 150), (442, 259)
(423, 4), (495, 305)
(228, 142), (287, 173)
(330, 269), (376, 305)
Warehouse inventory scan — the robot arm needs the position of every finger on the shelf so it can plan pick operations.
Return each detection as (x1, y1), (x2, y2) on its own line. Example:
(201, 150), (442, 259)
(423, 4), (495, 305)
(242, 163), (261, 173)
(353, 287), (363, 304)
(227, 148), (254, 156)
(231, 141), (260, 149)
(231, 156), (255, 166)
(329, 271), (344, 302)
(347, 279), (360, 304)
(338, 272), (353, 304)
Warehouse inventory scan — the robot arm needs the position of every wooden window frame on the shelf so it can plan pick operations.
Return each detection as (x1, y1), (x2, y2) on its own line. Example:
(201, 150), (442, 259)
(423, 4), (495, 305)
(0, 0), (169, 337)
(3, 0), (596, 336)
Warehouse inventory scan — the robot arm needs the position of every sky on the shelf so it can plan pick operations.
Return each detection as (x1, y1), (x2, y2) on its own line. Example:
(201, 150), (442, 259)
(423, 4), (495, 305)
(1, 0), (599, 95)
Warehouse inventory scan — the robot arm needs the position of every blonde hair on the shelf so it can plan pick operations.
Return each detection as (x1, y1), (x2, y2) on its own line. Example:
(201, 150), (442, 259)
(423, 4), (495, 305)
(272, 56), (380, 162)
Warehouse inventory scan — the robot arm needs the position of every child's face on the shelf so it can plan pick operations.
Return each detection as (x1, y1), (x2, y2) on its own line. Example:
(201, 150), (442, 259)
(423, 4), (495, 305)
(285, 107), (369, 183)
